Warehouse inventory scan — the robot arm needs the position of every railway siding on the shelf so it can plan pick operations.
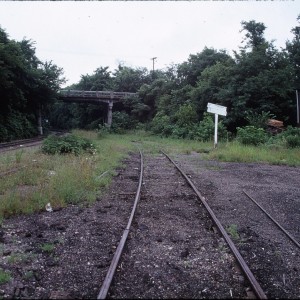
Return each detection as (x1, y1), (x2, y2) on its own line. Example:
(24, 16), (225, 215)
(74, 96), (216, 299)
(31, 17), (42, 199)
(174, 152), (300, 299)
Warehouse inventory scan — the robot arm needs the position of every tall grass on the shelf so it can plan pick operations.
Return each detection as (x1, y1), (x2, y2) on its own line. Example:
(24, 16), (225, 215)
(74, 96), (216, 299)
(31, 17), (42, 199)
(0, 130), (135, 220)
(0, 130), (299, 221)
(207, 141), (300, 166)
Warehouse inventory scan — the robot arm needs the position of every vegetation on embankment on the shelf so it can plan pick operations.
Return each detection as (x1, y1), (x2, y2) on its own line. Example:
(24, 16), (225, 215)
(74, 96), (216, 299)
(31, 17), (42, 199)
(0, 130), (299, 222)
(1, 17), (300, 142)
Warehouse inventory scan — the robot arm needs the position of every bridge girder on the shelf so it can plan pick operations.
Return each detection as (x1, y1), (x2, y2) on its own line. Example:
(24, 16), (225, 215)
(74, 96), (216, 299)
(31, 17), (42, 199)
(58, 90), (138, 128)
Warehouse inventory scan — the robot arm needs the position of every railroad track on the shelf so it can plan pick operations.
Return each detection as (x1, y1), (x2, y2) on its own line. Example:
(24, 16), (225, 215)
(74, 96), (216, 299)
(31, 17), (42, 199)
(171, 154), (300, 299)
(0, 136), (44, 152)
(0, 131), (66, 153)
(1, 149), (298, 298)
(97, 151), (269, 299)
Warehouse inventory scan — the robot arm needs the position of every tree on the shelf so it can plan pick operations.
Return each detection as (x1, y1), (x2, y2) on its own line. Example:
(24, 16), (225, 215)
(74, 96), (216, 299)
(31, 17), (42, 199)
(177, 47), (232, 86)
(228, 20), (294, 129)
(0, 27), (65, 141)
(286, 15), (300, 111)
(190, 59), (235, 121)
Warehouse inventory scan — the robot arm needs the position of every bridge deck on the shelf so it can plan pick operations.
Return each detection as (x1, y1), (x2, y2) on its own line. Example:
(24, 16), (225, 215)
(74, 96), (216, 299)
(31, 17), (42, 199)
(59, 90), (137, 101)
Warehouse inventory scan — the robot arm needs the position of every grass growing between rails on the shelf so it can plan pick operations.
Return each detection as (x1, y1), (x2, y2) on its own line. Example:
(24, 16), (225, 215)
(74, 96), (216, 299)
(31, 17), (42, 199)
(0, 130), (299, 221)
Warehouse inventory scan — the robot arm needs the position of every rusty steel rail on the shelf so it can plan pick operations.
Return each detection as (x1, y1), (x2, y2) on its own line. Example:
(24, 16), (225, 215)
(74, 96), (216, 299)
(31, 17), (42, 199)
(97, 149), (144, 299)
(0, 132), (66, 153)
(243, 190), (300, 249)
(162, 151), (267, 300)
(0, 137), (44, 153)
(0, 137), (44, 149)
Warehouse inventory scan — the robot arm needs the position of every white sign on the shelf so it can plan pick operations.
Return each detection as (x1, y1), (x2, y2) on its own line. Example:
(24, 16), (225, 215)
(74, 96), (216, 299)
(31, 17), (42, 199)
(207, 103), (227, 148)
(207, 103), (227, 116)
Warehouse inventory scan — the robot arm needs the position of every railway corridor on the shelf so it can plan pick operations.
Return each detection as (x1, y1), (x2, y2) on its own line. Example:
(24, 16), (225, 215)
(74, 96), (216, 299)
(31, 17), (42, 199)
(108, 153), (249, 299)
(1, 150), (299, 299)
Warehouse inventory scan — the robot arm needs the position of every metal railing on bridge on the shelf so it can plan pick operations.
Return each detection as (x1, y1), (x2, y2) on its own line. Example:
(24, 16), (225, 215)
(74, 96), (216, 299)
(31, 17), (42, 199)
(58, 90), (137, 100)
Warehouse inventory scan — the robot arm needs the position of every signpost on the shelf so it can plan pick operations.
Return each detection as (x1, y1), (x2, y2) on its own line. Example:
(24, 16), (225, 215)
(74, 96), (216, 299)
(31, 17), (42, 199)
(207, 103), (227, 148)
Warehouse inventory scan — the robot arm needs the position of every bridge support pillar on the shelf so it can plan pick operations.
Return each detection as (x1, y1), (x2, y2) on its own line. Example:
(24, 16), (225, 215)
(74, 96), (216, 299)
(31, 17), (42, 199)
(107, 100), (113, 128)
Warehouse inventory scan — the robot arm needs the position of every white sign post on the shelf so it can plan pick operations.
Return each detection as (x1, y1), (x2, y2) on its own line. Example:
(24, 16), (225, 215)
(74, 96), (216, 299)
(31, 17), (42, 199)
(207, 103), (227, 148)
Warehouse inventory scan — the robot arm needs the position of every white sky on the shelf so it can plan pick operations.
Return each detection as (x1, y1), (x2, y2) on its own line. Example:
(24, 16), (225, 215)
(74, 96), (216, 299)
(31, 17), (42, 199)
(0, 1), (299, 87)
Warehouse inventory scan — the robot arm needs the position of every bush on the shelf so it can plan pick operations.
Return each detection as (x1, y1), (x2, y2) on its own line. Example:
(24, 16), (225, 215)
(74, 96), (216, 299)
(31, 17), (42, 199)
(286, 135), (300, 148)
(193, 113), (228, 142)
(266, 126), (300, 149)
(111, 111), (137, 133)
(171, 125), (189, 139)
(0, 111), (37, 142)
(151, 113), (173, 137)
(245, 111), (276, 129)
(96, 124), (111, 138)
(174, 103), (198, 127)
(237, 126), (268, 146)
(277, 126), (300, 148)
(42, 134), (96, 155)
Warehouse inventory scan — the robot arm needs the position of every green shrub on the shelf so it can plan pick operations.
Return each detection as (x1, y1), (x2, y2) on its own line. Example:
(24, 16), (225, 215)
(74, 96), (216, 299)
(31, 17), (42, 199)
(282, 126), (300, 148)
(286, 135), (300, 148)
(42, 134), (96, 155)
(151, 113), (173, 136)
(174, 103), (198, 128)
(237, 126), (268, 146)
(111, 111), (136, 133)
(97, 124), (111, 138)
(245, 111), (276, 129)
(0, 111), (37, 142)
(267, 126), (300, 149)
(171, 125), (189, 139)
(194, 113), (228, 142)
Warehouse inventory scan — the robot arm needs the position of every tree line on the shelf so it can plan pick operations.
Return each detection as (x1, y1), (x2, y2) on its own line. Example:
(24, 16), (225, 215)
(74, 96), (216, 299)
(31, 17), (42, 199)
(1, 18), (299, 142)
(0, 27), (65, 141)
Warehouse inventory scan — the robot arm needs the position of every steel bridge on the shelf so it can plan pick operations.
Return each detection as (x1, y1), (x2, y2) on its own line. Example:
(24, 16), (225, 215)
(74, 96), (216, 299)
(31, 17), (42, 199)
(58, 90), (137, 127)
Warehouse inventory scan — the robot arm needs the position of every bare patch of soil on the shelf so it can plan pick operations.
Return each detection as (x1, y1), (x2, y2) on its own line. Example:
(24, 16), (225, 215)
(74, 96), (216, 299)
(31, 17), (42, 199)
(0, 151), (299, 299)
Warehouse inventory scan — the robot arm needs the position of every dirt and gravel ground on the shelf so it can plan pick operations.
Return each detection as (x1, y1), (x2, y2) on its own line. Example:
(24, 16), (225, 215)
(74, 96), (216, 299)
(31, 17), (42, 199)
(0, 150), (299, 299)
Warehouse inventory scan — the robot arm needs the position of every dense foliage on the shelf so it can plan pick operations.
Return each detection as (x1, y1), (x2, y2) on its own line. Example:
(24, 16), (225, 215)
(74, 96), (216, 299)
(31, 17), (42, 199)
(1, 17), (300, 146)
(0, 27), (65, 142)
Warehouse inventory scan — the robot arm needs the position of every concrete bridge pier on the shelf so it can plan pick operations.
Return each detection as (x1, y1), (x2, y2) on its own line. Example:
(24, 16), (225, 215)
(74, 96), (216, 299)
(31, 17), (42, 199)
(107, 100), (113, 128)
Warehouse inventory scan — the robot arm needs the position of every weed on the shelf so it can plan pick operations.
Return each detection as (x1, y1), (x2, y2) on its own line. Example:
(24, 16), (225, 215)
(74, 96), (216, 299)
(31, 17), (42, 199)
(7, 252), (33, 264)
(0, 268), (11, 284)
(15, 149), (24, 164)
(23, 270), (34, 280)
(226, 224), (240, 240)
(40, 243), (55, 253)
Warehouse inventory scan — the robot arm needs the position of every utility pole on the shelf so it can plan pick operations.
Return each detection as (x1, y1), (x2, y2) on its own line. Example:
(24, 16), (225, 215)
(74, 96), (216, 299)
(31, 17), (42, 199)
(151, 57), (157, 73)
(296, 89), (299, 127)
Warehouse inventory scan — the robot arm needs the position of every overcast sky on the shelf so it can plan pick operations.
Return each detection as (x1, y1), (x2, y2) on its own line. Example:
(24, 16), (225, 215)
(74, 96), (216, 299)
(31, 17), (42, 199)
(0, 1), (299, 87)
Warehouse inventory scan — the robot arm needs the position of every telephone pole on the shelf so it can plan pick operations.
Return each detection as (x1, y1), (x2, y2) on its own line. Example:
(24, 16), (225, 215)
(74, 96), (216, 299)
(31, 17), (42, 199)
(151, 57), (157, 73)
